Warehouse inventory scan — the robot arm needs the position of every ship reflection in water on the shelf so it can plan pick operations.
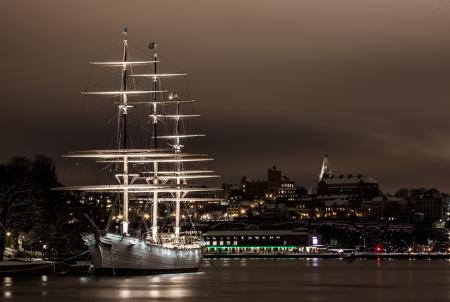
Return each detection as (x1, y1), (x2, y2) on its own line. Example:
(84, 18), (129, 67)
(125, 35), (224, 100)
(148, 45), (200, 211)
(2, 259), (449, 301)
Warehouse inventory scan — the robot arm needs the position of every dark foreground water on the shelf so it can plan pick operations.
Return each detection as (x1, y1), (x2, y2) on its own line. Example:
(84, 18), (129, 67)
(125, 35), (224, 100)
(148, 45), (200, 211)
(2, 259), (449, 302)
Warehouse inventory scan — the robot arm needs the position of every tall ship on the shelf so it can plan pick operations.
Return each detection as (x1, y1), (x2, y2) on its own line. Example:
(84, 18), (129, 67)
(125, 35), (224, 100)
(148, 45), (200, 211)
(57, 29), (221, 275)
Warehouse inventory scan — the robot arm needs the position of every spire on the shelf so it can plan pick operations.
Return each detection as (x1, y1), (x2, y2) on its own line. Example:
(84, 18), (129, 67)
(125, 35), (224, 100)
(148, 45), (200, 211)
(319, 152), (332, 180)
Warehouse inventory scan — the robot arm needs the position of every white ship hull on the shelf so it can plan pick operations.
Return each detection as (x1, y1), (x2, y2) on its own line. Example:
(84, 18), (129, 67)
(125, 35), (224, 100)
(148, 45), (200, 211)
(83, 233), (203, 275)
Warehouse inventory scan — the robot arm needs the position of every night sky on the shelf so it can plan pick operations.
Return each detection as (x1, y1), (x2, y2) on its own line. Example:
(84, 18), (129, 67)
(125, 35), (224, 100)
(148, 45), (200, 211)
(2, 0), (450, 193)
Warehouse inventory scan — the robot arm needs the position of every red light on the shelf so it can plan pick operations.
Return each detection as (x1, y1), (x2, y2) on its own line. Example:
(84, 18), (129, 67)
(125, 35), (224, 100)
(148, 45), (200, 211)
(375, 244), (382, 253)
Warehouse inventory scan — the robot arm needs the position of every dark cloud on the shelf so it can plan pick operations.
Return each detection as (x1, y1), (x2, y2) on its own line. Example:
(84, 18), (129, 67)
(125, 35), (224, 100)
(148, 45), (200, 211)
(2, 0), (450, 192)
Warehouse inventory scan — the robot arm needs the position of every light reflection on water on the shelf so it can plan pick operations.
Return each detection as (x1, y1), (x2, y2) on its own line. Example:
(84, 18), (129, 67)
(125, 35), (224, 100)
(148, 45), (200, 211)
(3, 277), (12, 287)
(1, 259), (449, 301)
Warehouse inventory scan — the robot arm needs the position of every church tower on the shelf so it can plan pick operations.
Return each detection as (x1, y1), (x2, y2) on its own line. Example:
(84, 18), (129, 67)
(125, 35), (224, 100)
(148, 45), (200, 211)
(319, 152), (332, 180)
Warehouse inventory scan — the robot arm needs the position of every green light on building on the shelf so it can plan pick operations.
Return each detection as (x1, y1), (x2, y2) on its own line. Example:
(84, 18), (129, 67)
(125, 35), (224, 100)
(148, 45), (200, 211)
(207, 246), (297, 249)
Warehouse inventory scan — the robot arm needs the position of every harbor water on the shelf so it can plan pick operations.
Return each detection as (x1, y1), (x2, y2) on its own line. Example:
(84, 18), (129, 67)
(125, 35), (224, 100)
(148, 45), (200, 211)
(2, 259), (449, 301)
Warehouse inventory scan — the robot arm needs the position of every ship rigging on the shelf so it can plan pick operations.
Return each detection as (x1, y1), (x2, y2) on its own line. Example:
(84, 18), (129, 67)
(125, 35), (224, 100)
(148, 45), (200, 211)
(56, 29), (221, 275)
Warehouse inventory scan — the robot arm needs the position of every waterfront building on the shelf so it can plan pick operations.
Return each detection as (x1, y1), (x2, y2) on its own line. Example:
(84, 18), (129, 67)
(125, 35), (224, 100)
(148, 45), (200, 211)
(202, 230), (320, 254)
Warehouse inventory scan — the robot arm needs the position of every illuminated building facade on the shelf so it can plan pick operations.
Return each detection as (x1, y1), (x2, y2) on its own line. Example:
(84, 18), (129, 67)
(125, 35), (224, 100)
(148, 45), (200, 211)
(203, 230), (320, 254)
(240, 166), (298, 201)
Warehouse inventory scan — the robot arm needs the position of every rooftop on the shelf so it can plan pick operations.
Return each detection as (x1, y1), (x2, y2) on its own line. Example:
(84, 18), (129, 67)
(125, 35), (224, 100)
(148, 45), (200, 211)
(321, 174), (378, 184)
(203, 230), (310, 237)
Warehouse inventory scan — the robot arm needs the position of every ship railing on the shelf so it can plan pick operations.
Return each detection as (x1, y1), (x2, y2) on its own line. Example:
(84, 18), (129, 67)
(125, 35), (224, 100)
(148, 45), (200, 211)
(141, 232), (201, 249)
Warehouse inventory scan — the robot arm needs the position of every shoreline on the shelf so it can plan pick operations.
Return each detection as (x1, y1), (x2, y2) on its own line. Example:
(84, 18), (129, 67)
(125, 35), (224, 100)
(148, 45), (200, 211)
(204, 253), (450, 259)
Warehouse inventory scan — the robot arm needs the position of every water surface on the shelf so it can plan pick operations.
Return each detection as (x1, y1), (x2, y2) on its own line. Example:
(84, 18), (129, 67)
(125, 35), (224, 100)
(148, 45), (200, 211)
(2, 259), (449, 301)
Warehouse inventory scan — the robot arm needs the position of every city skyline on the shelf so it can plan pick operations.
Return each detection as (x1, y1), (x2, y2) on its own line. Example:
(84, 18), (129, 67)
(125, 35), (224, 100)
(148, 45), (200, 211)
(1, 1), (450, 299)
(3, 0), (450, 192)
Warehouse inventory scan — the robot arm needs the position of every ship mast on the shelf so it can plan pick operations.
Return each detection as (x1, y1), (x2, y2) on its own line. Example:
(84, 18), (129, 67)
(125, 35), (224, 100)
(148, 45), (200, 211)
(149, 43), (159, 243)
(121, 28), (130, 235)
(151, 160), (159, 242)
(151, 43), (158, 150)
(174, 98), (182, 239)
